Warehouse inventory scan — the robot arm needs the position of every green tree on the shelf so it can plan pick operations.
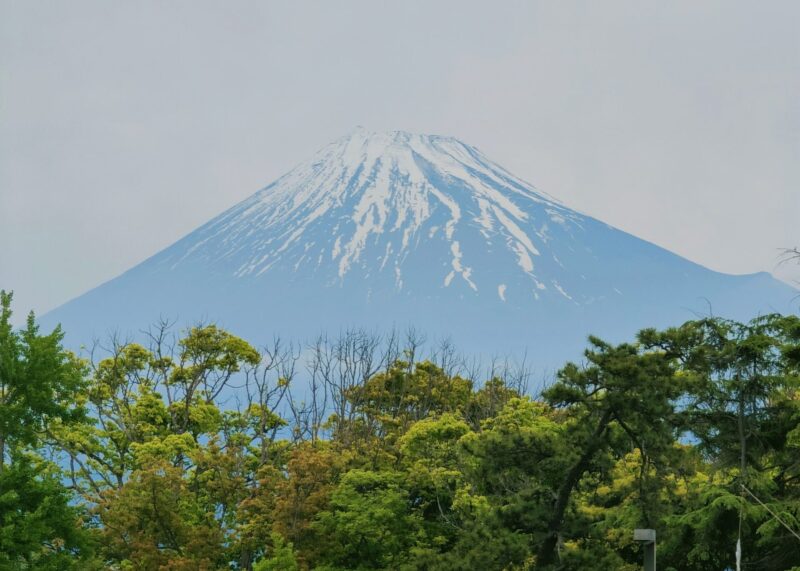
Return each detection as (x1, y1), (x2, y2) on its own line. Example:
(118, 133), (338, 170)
(536, 335), (686, 568)
(312, 469), (422, 570)
(344, 360), (473, 450)
(253, 533), (299, 571)
(648, 315), (800, 570)
(459, 397), (566, 569)
(96, 461), (225, 570)
(0, 291), (86, 468)
(0, 291), (95, 568)
(0, 454), (97, 571)
(7, 294), (797, 570)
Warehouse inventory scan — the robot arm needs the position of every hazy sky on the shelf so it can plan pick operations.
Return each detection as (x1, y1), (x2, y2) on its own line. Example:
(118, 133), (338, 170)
(1, 1), (798, 319)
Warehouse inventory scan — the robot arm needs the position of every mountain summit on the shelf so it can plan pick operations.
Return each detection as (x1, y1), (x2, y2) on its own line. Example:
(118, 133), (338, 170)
(157, 128), (584, 298)
(44, 129), (797, 369)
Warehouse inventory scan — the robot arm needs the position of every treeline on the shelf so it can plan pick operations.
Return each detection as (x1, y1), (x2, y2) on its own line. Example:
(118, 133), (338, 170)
(1, 290), (800, 570)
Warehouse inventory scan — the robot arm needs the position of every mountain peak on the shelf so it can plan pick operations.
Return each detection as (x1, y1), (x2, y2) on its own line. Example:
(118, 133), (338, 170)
(338, 126), (457, 142)
(328, 127), (471, 170)
(44, 130), (798, 369)
(175, 128), (575, 294)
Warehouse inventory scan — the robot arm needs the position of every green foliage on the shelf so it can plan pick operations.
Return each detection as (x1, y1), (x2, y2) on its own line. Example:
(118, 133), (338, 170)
(253, 533), (299, 571)
(0, 291), (86, 457)
(0, 291), (96, 569)
(0, 454), (96, 570)
(313, 469), (422, 570)
(96, 461), (225, 570)
(3, 291), (800, 570)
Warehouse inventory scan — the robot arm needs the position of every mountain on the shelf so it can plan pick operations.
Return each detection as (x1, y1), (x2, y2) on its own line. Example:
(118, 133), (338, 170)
(43, 128), (798, 371)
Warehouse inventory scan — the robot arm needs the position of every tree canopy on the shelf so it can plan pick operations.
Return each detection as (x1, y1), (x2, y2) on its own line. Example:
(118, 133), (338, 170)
(1, 289), (800, 570)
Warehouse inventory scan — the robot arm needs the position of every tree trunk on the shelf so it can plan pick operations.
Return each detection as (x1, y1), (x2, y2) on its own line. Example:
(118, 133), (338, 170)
(239, 548), (254, 570)
(536, 408), (613, 568)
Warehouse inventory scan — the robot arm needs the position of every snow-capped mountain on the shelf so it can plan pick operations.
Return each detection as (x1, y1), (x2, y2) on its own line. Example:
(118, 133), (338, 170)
(43, 128), (798, 370)
(159, 128), (588, 299)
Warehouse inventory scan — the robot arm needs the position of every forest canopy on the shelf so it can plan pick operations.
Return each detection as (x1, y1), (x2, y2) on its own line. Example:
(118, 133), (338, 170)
(1, 290), (799, 570)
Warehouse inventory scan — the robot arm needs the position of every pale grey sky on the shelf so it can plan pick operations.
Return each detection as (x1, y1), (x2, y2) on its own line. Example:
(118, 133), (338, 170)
(1, 1), (798, 319)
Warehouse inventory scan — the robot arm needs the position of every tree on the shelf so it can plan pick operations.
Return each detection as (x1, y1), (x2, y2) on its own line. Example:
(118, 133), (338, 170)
(648, 315), (800, 569)
(0, 291), (96, 568)
(536, 335), (686, 568)
(0, 291), (86, 468)
(253, 533), (299, 571)
(343, 359), (473, 453)
(95, 461), (225, 570)
(460, 397), (565, 569)
(46, 322), (285, 569)
(7, 296), (798, 569)
(312, 469), (422, 570)
(0, 454), (97, 570)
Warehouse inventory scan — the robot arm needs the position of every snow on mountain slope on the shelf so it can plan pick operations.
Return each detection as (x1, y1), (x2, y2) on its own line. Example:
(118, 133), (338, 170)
(43, 128), (799, 372)
(158, 128), (582, 297)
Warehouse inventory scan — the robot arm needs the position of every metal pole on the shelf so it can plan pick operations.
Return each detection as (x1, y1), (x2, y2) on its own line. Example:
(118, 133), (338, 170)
(634, 529), (656, 571)
(643, 540), (655, 571)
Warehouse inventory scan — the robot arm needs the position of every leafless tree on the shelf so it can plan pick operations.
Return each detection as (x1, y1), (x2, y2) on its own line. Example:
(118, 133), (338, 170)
(244, 336), (297, 462)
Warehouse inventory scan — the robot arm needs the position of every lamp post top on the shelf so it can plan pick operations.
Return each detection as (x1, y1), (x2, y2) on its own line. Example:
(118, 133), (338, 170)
(634, 528), (656, 543)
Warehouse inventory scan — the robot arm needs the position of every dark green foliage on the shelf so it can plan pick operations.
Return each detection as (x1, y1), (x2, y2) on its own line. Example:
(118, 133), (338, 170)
(0, 291), (86, 460)
(2, 288), (800, 570)
(0, 454), (95, 571)
(0, 291), (96, 569)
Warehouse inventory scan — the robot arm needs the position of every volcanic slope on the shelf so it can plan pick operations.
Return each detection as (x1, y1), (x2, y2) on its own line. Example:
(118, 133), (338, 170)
(44, 129), (798, 370)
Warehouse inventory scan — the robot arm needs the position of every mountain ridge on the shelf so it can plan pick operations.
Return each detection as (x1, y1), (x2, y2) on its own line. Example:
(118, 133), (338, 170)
(43, 129), (798, 371)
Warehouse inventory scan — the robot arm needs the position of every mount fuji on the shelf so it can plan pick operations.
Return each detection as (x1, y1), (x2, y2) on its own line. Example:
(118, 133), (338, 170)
(43, 128), (797, 370)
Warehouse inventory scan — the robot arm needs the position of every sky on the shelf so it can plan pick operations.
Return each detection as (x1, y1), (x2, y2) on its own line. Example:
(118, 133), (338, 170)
(1, 1), (799, 320)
